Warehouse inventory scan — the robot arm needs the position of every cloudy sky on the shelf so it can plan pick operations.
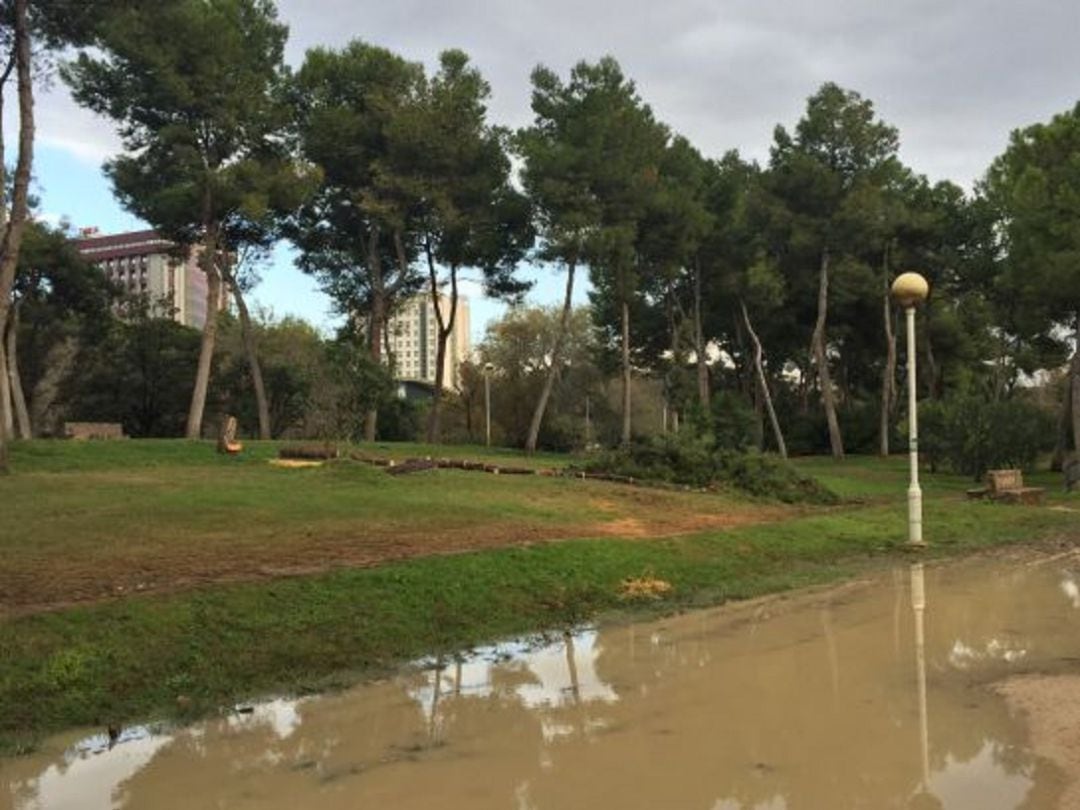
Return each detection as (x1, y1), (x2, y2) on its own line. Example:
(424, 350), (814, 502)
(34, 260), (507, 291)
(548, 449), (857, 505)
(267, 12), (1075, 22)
(25, 0), (1080, 338)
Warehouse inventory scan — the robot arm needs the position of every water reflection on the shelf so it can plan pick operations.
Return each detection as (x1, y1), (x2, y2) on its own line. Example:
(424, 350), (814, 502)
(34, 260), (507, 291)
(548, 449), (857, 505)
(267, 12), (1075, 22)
(7, 553), (1080, 809)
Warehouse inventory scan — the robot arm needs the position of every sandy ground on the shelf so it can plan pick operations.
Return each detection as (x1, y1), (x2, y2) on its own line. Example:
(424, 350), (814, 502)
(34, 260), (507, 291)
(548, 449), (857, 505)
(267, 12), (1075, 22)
(995, 674), (1080, 809)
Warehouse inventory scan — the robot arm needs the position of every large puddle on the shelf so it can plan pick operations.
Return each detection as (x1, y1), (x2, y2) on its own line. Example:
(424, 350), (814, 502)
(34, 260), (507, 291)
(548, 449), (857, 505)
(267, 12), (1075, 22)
(7, 551), (1080, 809)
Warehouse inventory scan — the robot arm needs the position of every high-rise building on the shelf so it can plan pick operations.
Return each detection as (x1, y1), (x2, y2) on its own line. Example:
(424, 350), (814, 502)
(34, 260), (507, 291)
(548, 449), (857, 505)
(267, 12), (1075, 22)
(386, 294), (471, 390)
(74, 228), (219, 330)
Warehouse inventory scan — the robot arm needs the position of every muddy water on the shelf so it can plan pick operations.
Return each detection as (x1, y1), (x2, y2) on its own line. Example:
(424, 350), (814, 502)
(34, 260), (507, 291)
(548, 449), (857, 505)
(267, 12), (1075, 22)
(8, 552), (1080, 809)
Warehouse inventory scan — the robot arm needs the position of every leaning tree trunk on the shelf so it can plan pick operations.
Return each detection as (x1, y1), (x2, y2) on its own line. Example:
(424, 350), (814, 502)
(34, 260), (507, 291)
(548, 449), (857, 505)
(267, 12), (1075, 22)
(741, 299), (787, 459)
(425, 250), (459, 445)
(879, 248), (897, 457)
(811, 250), (844, 459)
(525, 260), (576, 454)
(229, 278), (271, 439)
(620, 296), (632, 446)
(0, 0), (34, 472)
(185, 223), (221, 440)
(0, 341), (12, 440)
(6, 306), (30, 438)
(693, 257), (710, 409)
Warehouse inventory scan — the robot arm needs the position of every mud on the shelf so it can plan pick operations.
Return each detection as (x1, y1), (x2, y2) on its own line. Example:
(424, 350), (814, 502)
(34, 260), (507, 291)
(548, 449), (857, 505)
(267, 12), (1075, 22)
(7, 550), (1080, 809)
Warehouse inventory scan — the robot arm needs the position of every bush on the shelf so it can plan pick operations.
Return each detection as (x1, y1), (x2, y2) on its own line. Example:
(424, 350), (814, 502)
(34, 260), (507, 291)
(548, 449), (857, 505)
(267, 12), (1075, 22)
(575, 434), (837, 504)
(708, 391), (759, 451)
(918, 395), (1055, 480)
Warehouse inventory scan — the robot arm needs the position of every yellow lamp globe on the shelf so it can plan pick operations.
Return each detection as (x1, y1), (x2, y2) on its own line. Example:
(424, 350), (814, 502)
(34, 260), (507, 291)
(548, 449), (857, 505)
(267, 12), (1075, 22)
(891, 272), (930, 308)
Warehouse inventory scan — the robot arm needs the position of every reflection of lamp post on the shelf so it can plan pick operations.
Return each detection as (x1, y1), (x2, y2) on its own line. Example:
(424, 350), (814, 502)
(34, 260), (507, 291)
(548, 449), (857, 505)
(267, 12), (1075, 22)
(909, 562), (943, 810)
(891, 272), (930, 547)
(911, 563), (930, 789)
(484, 362), (494, 447)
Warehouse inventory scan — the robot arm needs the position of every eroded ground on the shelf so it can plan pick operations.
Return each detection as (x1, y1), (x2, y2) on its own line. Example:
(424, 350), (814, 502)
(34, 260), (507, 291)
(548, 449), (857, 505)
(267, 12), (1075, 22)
(1, 463), (794, 615)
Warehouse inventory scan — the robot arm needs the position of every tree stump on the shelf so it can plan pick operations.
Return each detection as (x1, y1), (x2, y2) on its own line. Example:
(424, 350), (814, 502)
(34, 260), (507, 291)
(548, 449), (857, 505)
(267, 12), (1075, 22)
(217, 415), (243, 454)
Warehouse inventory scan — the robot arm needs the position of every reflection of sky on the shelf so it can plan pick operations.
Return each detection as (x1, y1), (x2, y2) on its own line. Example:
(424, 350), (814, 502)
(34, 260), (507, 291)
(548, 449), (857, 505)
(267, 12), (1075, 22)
(9, 700), (306, 810)
(948, 639), (1028, 668)
(1061, 574), (1080, 609)
(225, 698), (303, 740)
(712, 797), (787, 810)
(12, 729), (170, 810)
(408, 630), (619, 722)
(928, 742), (1032, 808)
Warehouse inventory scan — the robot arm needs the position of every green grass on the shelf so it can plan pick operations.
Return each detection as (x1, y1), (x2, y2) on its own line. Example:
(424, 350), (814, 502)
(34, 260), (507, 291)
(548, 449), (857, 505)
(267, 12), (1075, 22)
(8, 437), (572, 473)
(1, 440), (1078, 754)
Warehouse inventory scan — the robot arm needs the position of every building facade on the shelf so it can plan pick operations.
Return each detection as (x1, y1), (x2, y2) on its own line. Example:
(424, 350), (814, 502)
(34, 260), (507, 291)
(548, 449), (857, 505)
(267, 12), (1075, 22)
(74, 228), (216, 330)
(386, 294), (471, 390)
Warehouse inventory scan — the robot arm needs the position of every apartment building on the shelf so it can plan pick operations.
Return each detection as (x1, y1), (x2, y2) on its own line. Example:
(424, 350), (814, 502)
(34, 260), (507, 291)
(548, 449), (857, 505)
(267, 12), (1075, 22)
(74, 228), (218, 330)
(386, 294), (471, 390)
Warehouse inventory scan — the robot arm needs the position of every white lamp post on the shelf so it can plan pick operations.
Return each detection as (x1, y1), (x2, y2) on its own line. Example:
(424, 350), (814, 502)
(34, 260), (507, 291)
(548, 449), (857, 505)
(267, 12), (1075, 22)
(891, 272), (930, 547)
(484, 362), (494, 447)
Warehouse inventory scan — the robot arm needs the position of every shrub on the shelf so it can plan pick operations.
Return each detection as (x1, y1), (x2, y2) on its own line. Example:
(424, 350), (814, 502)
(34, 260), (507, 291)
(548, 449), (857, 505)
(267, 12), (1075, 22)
(575, 434), (837, 504)
(918, 395), (1054, 480)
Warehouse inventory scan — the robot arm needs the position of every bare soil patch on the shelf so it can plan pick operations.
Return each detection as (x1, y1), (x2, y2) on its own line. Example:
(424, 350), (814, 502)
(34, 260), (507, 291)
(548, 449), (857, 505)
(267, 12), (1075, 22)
(1, 492), (790, 617)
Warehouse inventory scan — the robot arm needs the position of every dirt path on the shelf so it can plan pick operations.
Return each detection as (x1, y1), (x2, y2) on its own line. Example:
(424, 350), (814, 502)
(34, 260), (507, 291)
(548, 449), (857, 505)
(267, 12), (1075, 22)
(1, 499), (793, 618)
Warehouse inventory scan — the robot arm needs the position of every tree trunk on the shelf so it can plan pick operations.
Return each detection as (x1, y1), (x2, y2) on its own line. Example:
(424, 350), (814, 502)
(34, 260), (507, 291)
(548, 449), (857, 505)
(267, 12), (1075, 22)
(620, 297), (632, 445)
(525, 260), (575, 454)
(6, 305), (30, 438)
(425, 244), (458, 445)
(228, 277), (271, 439)
(361, 228), (384, 443)
(925, 313), (942, 401)
(0, 340), (12, 440)
(0, 0), (34, 472)
(742, 299), (787, 458)
(1071, 318), (1080, 456)
(880, 246), (896, 457)
(693, 257), (710, 409)
(666, 284), (680, 435)
(30, 336), (77, 435)
(811, 250), (844, 459)
(364, 292), (384, 443)
(184, 223), (221, 439)
(1052, 374), (1072, 471)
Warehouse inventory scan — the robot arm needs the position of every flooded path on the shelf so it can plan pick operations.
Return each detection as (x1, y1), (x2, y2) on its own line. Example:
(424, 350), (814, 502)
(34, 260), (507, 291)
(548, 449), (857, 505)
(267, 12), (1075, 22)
(7, 550), (1080, 809)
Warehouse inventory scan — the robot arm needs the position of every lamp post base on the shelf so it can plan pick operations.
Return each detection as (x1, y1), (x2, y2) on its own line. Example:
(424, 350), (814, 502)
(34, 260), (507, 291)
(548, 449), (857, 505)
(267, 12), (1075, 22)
(907, 485), (925, 548)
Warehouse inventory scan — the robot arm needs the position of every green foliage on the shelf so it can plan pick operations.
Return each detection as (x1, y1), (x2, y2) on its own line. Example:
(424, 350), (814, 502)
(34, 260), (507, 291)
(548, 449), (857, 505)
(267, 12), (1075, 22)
(62, 0), (305, 252)
(64, 308), (203, 437)
(708, 390), (759, 451)
(919, 395), (1055, 480)
(477, 305), (610, 450)
(376, 397), (425, 442)
(578, 434), (837, 503)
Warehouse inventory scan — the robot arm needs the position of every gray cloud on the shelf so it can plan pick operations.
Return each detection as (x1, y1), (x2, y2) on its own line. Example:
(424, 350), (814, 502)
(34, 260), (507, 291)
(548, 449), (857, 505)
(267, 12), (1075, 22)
(29, 0), (1080, 188)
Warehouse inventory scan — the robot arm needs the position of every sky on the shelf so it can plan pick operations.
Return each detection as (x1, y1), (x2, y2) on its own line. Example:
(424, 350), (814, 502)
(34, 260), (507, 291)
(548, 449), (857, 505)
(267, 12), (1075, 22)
(22, 0), (1080, 342)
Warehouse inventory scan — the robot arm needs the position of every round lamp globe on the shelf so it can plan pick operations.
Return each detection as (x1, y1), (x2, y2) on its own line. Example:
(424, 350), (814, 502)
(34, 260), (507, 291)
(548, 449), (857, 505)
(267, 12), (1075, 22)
(891, 272), (930, 308)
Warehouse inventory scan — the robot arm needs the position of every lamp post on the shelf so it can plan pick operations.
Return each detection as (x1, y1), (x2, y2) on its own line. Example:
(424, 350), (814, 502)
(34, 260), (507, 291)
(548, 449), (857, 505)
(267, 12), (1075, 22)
(891, 272), (930, 547)
(484, 362), (494, 447)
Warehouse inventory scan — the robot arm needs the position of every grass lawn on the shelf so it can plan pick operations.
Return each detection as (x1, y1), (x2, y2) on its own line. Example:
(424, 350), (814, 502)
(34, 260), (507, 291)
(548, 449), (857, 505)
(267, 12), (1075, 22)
(1, 439), (1078, 753)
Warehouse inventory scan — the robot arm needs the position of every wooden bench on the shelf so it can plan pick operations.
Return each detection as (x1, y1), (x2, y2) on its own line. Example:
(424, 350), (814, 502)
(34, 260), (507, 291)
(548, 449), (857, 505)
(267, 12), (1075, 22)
(966, 468), (1044, 505)
(63, 422), (125, 440)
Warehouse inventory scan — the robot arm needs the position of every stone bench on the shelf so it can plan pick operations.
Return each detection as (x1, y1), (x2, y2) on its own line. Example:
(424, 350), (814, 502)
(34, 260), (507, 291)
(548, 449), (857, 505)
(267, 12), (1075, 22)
(63, 422), (125, 440)
(966, 468), (1044, 505)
